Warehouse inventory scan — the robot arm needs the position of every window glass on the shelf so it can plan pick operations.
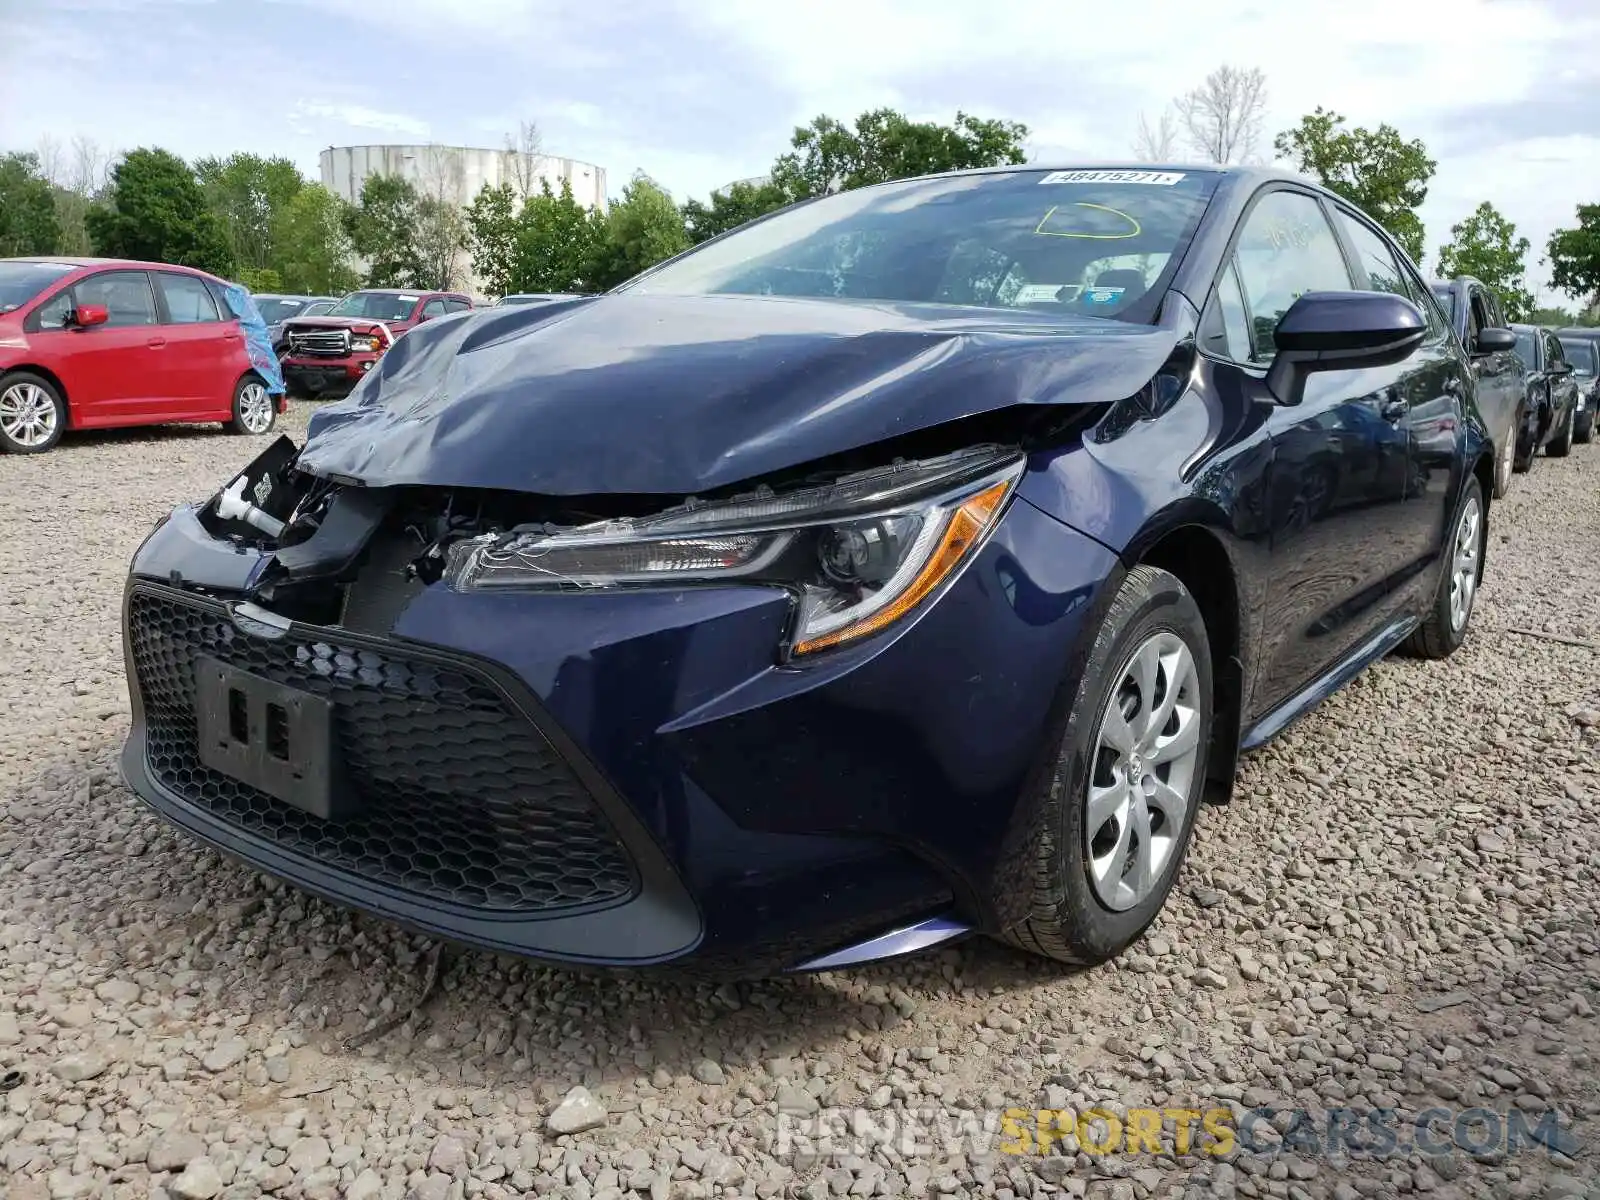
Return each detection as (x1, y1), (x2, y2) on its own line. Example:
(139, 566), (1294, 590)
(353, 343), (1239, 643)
(74, 271), (158, 326)
(328, 292), (419, 321)
(35, 287), (76, 328)
(445, 298), (472, 313)
(1466, 292), (1490, 344)
(1430, 285), (1457, 325)
(157, 273), (221, 323)
(625, 168), (1221, 325)
(1233, 191), (1353, 361)
(0, 261), (76, 314)
(1514, 329), (1536, 365)
(1217, 262), (1253, 361)
(1546, 335), (1565, 367)
(1560, 339), (1597, 377)
(1334, 211), (1447, 340)
(422, 298), (448, 317)
(252, 297), (307, 324)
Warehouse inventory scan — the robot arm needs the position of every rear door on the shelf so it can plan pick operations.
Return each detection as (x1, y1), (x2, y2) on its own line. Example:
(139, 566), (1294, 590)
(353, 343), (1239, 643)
(152, 271), (239, 417)
(1221, 188), (1418, 713)
(1330, 208), (1465, 594)
(26, 270), (166, 425)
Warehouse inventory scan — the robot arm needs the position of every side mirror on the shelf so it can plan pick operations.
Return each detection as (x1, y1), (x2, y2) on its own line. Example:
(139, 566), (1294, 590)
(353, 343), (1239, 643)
(1474, 327), (1517, 355)
(1266, 291), (1426, 407)
(72, 304), (109, 328)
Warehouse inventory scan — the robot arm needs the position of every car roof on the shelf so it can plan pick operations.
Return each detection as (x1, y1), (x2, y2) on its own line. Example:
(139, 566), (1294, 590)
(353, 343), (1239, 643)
(351, 287), (465, 296)
(1557, 327), (1600, 338)
(4, 255), (217, 276)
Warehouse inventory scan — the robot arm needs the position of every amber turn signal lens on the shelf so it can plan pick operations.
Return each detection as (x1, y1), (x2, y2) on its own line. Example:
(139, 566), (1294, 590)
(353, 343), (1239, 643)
(792, 478), (1012, 655)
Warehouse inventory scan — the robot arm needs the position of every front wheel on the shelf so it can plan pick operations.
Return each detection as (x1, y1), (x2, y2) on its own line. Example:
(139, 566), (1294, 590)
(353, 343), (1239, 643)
(1493, 411), (1517, 498)
(999, 565), (1213, 965)
(1576, 403), (1594, 445)
(1404, 476), (1484, 660)
(0, 372), (67, 454)
(226, 376), (276, 435)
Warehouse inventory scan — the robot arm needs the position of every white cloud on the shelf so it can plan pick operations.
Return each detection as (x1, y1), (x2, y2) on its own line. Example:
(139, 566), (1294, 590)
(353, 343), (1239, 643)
(289, 102), (431, 142)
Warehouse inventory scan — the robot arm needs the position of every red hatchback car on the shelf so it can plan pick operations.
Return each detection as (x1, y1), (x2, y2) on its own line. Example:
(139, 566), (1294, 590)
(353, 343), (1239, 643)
(0, 257), (281, 454)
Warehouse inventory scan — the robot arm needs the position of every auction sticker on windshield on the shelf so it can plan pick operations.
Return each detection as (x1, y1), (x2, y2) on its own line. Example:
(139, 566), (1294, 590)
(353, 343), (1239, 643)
(1038, 170), (1186, 186)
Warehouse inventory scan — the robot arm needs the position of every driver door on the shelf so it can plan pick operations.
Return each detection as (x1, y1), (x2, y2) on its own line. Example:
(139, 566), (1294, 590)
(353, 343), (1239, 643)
(26, 270), (168, 425)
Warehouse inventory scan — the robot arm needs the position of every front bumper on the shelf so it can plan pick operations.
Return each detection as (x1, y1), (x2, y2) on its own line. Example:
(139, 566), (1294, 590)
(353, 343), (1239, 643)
(119, 493), (1117, 972)
(281, 354), (379, 396)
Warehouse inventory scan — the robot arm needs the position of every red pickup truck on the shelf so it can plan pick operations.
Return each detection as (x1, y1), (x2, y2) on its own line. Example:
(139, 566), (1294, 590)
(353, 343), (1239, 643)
(278, 288), (473, 398)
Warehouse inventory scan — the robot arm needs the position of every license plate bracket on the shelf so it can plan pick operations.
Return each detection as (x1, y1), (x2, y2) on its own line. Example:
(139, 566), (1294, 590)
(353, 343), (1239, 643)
(195, 656), (348, 819)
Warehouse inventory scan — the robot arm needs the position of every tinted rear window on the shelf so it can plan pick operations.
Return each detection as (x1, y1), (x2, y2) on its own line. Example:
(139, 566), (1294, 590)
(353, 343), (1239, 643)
(1515, 330), (1536, 363)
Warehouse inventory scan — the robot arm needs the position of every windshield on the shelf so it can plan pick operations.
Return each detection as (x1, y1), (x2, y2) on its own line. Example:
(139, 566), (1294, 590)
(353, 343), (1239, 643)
(254, 297), (309, 324)
(1560, 338), (1597, 375)
(623, 168), (1220, 322)
(327, 291), (419, 321)
(1515, 330), (1536, 364)
(0, 261), (76, 315)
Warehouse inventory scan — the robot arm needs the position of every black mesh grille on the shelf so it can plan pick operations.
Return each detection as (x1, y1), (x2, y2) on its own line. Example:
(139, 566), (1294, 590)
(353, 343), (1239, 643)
(127, 588), (637, 913)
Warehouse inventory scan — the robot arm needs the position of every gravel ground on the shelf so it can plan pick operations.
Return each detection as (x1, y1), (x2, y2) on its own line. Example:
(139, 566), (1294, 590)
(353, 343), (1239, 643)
(1, 407), (1598, 1200)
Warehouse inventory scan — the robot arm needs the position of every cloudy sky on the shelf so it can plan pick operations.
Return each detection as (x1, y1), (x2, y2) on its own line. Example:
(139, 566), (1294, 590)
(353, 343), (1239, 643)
(2, 0), (1597, 302)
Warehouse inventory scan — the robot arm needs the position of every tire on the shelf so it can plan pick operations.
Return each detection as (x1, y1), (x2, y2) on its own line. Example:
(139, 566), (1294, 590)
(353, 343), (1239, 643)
(226, 375), (276, 436)
(1512, 402), (1537, 473)
(1576, 408), (1594, 445)
(1547, 401), (1575, 457)
(1403, 475), (1484, 660)
(1492, 431), (1513, 498)
(1000, 565), (1213, 965)
(0, 371), (67, 454)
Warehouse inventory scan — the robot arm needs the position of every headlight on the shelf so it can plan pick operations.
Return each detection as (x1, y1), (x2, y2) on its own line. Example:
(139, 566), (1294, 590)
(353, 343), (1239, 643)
(443, 445), (1025, 655)
(351, 335), (381, 352)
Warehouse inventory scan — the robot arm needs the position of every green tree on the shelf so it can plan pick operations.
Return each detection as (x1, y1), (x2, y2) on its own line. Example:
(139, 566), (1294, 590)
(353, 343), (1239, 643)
(769, 109), (1029, 201)
(1528, 305), (1576, 325)
(415, 194), (467, 290)
(514, 178), (607, 293)
(273, 184), (360, 295)
(85, 148), (233, 273)
(1435, 202), (1535, 321)
(464, 182), (520, 298)
(0, 153), (62, 256)
(195, 152), (305, 276)
(681, 178), (791, 245)
(1273, 107), (1436, 264)
(343, 174), (423, 287)
(588, 175), (690, 291)
(1547, 204), (1600, 315)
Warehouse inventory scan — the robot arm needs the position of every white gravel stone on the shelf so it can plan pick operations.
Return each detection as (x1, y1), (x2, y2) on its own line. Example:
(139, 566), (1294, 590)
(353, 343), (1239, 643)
(5, 404), (1600, 1200)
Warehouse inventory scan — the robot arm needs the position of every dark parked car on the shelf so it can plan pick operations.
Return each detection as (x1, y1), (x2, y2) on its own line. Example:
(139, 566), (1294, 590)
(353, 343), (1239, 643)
(1429, 277), (1525, 494)
(1557, 330), (1600, 444)
(120, 165), (1492, 976)
(250, 294), (340, 355)
(1510, 324), (1582, 462)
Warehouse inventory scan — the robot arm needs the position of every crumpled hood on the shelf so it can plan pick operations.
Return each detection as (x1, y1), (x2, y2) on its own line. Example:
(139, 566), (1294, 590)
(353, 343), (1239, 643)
(281, 316), (406, 332)
(295, 292), (1181, 496)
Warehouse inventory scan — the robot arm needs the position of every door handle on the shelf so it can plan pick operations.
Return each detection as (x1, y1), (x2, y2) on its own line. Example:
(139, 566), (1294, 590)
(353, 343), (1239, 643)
(147, 337), (167, 349)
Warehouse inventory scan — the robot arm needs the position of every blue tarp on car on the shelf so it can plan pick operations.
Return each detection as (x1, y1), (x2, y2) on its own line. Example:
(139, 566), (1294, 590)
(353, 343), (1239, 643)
(222, 283), (287, 397)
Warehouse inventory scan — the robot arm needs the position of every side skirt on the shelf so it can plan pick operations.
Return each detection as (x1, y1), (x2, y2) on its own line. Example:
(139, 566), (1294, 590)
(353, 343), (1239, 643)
(1239, 613), (1420, 752)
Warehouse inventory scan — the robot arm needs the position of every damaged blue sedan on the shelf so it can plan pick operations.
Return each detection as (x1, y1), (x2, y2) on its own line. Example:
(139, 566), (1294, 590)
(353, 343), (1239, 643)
(120, 165), (1491, 976)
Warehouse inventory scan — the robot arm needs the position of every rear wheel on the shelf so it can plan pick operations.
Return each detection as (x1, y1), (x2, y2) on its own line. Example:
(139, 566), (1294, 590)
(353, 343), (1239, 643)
(1000, 565), (1213, 965)
(1404, 476), (1484, 660)
(1575, 403), (1594, 445)
(226, 376), (276, 435)
(1547, 401), (1575, 457)
(0, 372), (66, 454)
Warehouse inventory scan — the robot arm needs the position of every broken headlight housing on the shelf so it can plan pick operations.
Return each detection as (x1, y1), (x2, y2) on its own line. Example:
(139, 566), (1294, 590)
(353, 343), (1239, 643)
(443, 446), (1025, 655)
